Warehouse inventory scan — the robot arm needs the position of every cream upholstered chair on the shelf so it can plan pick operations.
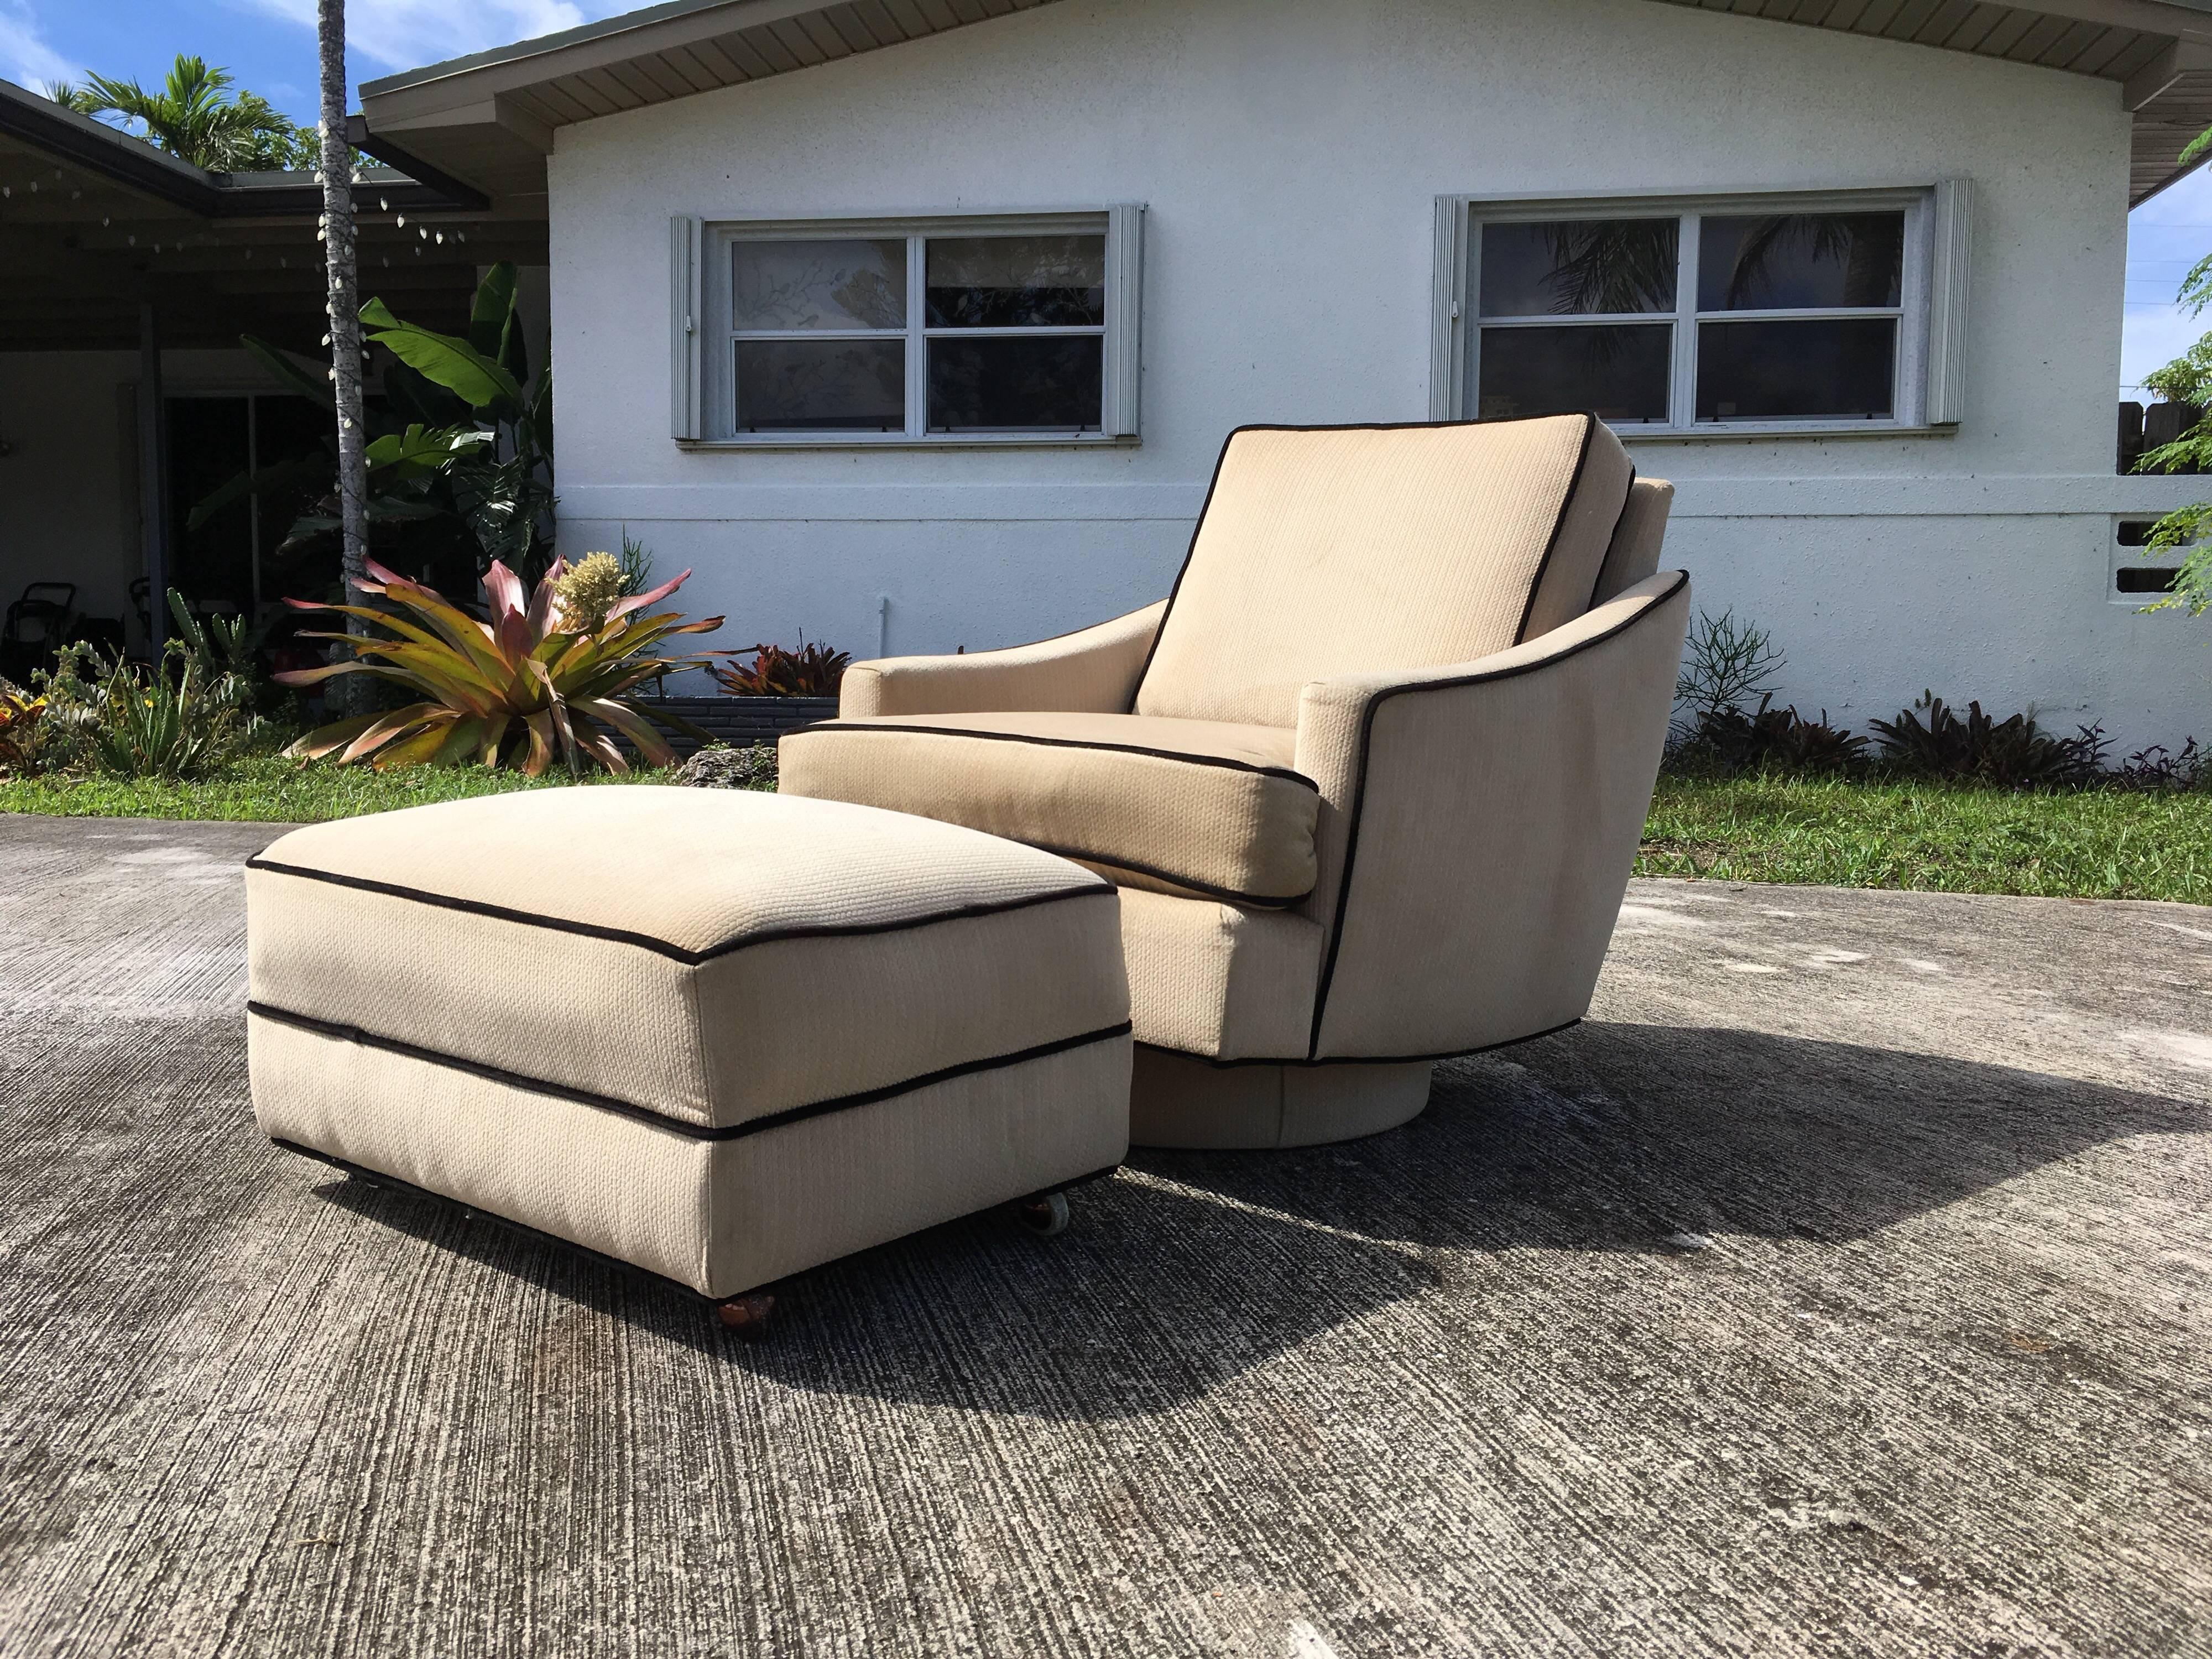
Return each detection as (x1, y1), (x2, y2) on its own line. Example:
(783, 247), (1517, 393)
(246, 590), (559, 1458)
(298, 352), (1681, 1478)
(780, 415), (1691, 1149)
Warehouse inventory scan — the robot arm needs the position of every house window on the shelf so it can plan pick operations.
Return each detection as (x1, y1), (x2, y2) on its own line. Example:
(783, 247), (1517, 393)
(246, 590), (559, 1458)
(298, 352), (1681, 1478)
(676, 208), (1142, 445)
(1438, 185), (1968, 434)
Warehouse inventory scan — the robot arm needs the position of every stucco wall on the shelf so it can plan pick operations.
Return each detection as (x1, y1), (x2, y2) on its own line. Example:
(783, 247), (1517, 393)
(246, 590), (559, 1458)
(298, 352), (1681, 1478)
(549, 0), (2211, 749)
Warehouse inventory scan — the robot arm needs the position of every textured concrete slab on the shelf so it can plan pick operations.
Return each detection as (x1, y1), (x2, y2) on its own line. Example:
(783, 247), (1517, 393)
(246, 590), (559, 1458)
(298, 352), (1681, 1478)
(0, 812), (2206, 1658)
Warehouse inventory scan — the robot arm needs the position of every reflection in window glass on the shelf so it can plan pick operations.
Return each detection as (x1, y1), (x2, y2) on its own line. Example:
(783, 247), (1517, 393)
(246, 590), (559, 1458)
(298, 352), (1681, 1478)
(732, 239), (906, 331)
(1479, 220), (1677, 317)
(1695, 213), (1903, 311)
(929, 336), (1103, 430)
(1477, 325), (1671, 422)
(1695, 318), (1895, 420)
(926, 236), (1106, 328)
(736, 338), (905, 430)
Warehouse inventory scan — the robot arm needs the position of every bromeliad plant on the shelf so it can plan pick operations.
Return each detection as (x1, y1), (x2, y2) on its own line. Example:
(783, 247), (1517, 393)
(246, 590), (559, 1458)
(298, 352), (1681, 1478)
(278, 557), (722, 774)
(712, 638), (851, 697)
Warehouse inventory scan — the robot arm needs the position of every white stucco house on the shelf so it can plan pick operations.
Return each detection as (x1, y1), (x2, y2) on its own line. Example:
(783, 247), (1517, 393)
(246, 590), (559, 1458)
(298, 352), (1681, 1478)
(24, 0), (2212, 745)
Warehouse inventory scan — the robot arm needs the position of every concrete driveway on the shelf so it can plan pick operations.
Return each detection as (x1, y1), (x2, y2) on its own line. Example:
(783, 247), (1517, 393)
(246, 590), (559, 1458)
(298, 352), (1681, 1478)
(0, 813), (2205, 1658)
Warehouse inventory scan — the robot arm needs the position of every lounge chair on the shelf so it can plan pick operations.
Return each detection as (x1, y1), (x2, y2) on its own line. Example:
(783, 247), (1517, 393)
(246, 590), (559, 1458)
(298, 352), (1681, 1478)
(781, 414), (1691, 1149)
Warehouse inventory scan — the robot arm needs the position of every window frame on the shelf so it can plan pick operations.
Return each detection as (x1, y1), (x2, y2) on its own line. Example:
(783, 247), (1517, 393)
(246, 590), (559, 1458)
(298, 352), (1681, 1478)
(673, 206), (1144, 448)
(1431, 182), (1970, 439)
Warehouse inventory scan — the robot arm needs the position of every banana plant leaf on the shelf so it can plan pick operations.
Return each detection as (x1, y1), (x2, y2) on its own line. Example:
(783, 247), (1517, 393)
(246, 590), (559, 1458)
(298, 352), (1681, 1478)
(361, 298), (522, 413)
(363, 422), (494, 481)
(241, 333), (335, 411)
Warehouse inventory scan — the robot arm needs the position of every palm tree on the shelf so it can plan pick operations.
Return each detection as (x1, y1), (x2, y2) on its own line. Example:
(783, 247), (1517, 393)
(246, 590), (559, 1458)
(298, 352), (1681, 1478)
(43, 81), (95, 114)
(79, 56), (315, 172)
(317, 0), (373, 713)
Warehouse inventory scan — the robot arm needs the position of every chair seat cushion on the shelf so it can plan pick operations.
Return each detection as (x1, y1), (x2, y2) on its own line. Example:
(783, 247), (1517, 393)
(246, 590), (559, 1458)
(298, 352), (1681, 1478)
(779, 711), (1322, 906)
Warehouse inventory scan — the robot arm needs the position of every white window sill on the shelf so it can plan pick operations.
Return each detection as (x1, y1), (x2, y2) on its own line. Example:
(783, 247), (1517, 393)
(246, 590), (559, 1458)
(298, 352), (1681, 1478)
(1616, 422), (1958, 444)
(677, 433), (1140, 451)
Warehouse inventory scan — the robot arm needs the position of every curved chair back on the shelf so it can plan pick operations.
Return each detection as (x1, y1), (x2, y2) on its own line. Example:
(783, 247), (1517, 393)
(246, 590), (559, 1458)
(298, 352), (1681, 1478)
(1133, 414), (1636, 728)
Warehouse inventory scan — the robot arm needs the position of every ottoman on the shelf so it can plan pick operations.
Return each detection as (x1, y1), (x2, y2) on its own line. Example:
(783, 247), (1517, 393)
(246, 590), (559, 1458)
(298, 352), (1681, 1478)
(245, 787), (1132, 1319)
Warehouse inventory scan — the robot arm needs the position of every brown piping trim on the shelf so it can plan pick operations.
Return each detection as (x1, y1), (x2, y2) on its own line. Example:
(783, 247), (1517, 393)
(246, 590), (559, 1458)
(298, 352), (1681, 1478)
(782, 721), (1318, 787)
(1138, 1017), (1583, 1070)
(1129, 412), (1611, 714)
(249, 1000), (1133, 1142)
(1511, 413), (1601, 648)
(1301, 570), (1691, 1061)
(1041, 847), (1313, 909)
(244, 857), (1112, 964)
(1587, 465), (1640, 614)
(271, 1138), (1125, 1306)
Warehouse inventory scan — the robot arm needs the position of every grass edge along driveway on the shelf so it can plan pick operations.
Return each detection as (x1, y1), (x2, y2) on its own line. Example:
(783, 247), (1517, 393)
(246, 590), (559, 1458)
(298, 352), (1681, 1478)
(6, 760), (2212, 905)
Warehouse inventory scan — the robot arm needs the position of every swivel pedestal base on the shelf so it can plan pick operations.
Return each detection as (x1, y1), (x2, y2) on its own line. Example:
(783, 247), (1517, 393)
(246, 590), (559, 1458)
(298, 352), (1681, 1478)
(1129, 1047), (1434, 1150)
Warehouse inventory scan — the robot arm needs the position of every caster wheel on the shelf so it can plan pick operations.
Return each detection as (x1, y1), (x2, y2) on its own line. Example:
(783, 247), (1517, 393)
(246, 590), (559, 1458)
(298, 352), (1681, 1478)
(715, 1291), (776, 1336)
(1015, 1191), (1070, 1237)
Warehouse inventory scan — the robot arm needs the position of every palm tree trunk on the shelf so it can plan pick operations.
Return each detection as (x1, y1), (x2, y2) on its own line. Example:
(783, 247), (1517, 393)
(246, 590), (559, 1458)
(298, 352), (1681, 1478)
(317, 0), (371, 716)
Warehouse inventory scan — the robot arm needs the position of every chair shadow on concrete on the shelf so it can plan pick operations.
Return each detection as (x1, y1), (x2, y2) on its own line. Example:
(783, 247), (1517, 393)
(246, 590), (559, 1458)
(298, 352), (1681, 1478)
(306, 1020), (2199, 1421)
(310, 1161), (1443, 1420)
(1137, 1020), (2206, 1253)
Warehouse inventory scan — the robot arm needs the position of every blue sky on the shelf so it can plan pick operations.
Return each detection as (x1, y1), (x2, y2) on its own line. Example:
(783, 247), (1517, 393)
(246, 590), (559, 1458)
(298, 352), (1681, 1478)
(0, 0), (610, 117)
(6, 0), (2209, 398)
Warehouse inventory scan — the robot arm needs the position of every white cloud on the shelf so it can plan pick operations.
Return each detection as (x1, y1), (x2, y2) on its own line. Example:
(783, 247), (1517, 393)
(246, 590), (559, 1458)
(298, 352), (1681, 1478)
(0, 0), (79, 91)
(241, 0), (598, 73)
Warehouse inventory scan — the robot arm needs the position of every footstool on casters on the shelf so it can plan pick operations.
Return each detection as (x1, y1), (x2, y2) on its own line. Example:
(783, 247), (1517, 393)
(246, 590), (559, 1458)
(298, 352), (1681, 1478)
(245, 789), (1133, 1330)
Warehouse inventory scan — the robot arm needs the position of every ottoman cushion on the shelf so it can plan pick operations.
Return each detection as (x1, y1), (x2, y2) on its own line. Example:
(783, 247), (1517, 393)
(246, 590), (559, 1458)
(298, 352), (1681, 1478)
(247, 788), (1132, 1298)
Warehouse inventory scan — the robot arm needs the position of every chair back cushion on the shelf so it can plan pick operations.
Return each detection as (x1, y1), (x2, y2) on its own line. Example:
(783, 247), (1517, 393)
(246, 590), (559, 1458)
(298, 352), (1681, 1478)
(1590, 478), (1674, 606)
(1134, 415), (1635, 728)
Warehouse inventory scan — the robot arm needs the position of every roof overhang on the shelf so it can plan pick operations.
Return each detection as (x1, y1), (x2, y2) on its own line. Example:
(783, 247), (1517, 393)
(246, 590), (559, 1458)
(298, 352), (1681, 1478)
(1644, 0), (2212, 204)
(0, 79), (542, 351)
(358, 0), (1063, 213)
(359, 0), (2212, 213)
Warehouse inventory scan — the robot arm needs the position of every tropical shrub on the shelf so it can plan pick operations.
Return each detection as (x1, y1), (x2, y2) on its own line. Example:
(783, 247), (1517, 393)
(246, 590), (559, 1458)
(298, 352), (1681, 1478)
(278, 558), (723, 774)
(192, 263), (555, 582)
(712, 639), (851, 697)
(31, 641), (260, 780)
(2115, 738), (2209, 791)
(1673, 609), (1784, 741)
(1870, 692), (2107, 789)
(1678, 696), (1869, 776)
(0, 683), (45, 773)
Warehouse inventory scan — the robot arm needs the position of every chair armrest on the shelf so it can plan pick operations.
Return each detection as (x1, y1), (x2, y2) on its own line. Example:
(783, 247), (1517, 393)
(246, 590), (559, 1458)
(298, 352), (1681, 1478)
(838, 601), (1168, 718)
(1291, 572), (1691, 1060)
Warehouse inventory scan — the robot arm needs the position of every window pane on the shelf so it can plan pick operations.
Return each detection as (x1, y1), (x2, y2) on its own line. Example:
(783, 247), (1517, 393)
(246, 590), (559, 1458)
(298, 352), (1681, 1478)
(926, 236), (1106, 327)
(1478, 220), (1677, 317)
(732, 239), (905, 331)
(1695, 318), (1895, 420)
(928, 336), (1103, 430)
(736, 338), (905, 431)
(1697, 212), (1903, 311)
(1476, 324), (1671, 422)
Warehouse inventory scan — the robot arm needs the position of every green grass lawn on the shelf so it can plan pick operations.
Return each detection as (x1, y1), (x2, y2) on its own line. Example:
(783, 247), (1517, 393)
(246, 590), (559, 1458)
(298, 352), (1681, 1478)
(0, 755), (678, 823)
(7, 759), (2212, 904)
(1640, 773), (2212, 902)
